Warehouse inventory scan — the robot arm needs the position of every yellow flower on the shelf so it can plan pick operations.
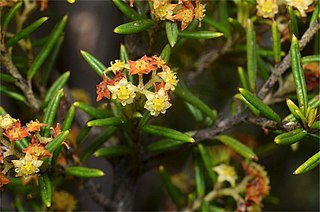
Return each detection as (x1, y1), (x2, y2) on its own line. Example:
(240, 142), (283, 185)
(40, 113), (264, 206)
(107, 78), (138, 106)
(256, 0), (278, 19)
(11, 153), (43, 177)
(213, 164), (238, 187)
(194, 0), (206, 25)
(144, 88), (172, 116)
(152, 3), (177, 21)
(157, 66), (178, 91)
(286, 0), (314, 17)
(52, 190), (77, 211)
(0, 114), (17, 130)
(107, 60), (130, 74)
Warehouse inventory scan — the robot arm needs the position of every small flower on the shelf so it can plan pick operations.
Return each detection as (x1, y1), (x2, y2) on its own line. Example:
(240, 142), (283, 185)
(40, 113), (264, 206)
(96, 72), (125, 101)
(144, 88), (172, 116)
(0, 172), (10, 191)
(256, 0), (278, 19)
(3, 120), (30, 142)
(23, 140), (51, 159)
(286, 0), (314, 17)
(0, 114), (17, 130)
(26, 119), (46, 132)
(108, 78), (138, 106)
(151, 56), (166, 69)
(213, 164), (238, 187)
(194, 0), (206, 26)
(172, 1), (195, 30)
(157, 66), (178, 91)
(129, 55), (157, 76)
(52, 190), (77, 211)
(52, 123), (61, 138)
(107, 60), (130, 74)
(242, 162), (270, 205)
(11, 153), (43, 177)
(152, 3), (177, 21)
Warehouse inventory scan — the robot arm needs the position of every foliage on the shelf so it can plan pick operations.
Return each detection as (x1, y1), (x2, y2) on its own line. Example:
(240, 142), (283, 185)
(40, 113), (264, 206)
(0, 0), (319, 211)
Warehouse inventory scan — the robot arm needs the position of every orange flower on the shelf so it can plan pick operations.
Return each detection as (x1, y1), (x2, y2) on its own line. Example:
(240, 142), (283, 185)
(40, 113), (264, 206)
(26, 120), (47, 132)
(128, 55), (157, 76)
(0, 172), (10, 191)
(96, 72), (125, 101)
(172, 2), (194, 30)
(23, 139), (51, 159)
(3, 120), (30, 142)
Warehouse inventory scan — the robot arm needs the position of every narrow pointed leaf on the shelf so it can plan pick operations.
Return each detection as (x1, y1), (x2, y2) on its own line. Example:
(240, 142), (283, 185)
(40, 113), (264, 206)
(7, 17), (49, 46)
(166, 21), (178, 47)
(310, 121), (320, 129)
(42, 89), (64, 137)
(147, 139), (184, 152)
(65, 166), (105, 178)
(215, 135), (258, 160)
(94, 145), (131, 157)
(15, 138), (29, 152)
(198, 144), (217, 182)
(185, 102), (203, 122)
(294, 151), (320, 174)
(0, 86), (26, 103)
(39, 174), (52, 207)
(310, 3), (319, 26)
(45, 130), (69, 153)
(175, 85), (217, 121)
(159, 166), (181, 208)
(142, 125), (194, 143)
(235, 93), (260, 116)
(2, 2), (22, 31)
(138, 111), (151, 128)
(112, 0), (142, 21)
(285, 95), (319, 121)
(272, 21), (281, 63)
(114, 19), (155, 34)
(239, 88), (281, 122)
(178, 31), (223, 39)
(80, 50), (107, 78)
(43, 71), (70, 106)
(246, 19), (257, 92)
(290, 35), (308, 113)
(61, 105), (75, 131)
(286, 98), (304, 122)
(0, 73), (16, 82)
(288, 7), (299, 37)
(237, 66), (249, 90)
(301, 55), (320, 64)
(194, 152), (205, 197)
(76, 126), (91, 144)
(120, 44), (129, 62)
(74, 101), (112, 118)
(160, 44), (171, 63)
(203, 16), (229, 37)
(27, 15), (68, 79)
(87, 117), (127, 127)
(81, 127), (118, 162)
(274, 128), (307, 145)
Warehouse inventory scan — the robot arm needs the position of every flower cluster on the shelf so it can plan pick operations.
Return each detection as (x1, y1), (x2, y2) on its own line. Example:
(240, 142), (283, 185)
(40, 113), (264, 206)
(0, 114), (64, 187)
(96, 55), (178, 116)
(52, 190), (77, 211)
(256, 0), (314, 18)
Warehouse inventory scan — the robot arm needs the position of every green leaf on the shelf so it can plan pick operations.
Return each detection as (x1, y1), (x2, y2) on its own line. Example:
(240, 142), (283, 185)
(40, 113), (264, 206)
(235, 93), (260, 116)
(42, 89), (64, 137)
(246, 19), (257, 92)
(0, 73), (16, 82)
(160, 44), (171, 63)
(65, 166), (105, 178)
(288, 6), (299, 37)
(114, 19), (155, 34)
(272, 21), (281, 63)
(2, 2), (22, 31)
(120, 44), (129, 62)
(310, 121), (320, 129)
(15, 138), (29, 152)
(166, 21), (178, 47)
(294, 151), (320, 174)
(194, 151), (205, 197)
(290, 35), (308, 113)
(138, 111), (151, 128)
(94, 145), (131, 157)
(45, 130), (69, 153)
(147, 139), (184, 152)
(43, 71), (70, 107)
(74, 101), (112, 118)
(310, 2), (319, 26)
(0, 85), (26, 103)
(215, 135), (258, 160)
(27, 15), (68, 79)
(274, 128), (307, 145)
(7, 17), (49, 46)
(285, 95), (319, 122)
(198, 144), (217, 182)
(39, 174), (52, 207)
(112, 0), (142, 21)
(142, 125), (194, 143)
(87, 117), (127, 127)
(159, 166), (181, 208)
(76, 126), (91, 144)
(178, 31), (223, 39)
(203, 16), (230, 37)
(175, 85), (217, 122)
(239, 88), (281, 122)
(185, 102), (203, 122)
(80, 50), (112, 78)
(61, 105), (75, 131)
(301, 55), (320, 64)
(237, 66), (249, 90)
(80, 127), (118, 162)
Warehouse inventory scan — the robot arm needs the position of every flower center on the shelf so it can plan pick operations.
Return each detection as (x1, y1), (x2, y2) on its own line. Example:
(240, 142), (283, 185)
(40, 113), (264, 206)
(117, 86), (131, 100)
(152, 97), (165, 112)
(135, 60), (148, 71)
(19, 161), (39, 176)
